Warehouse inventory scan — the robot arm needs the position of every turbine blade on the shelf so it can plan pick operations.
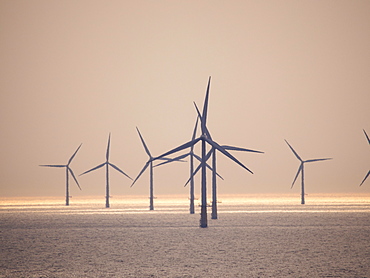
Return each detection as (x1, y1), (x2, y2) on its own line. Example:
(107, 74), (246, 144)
(203, 148), (224, 179)
(193, 147), (213, 164)
(305, 158), (332, 163)
(191, 116), (199, 141)
(156, 157), (174, 161)
(204, 162), (224, 180)
(153, 160), (173, 167)
(192, 147), (213, 166)
(39, 164), (66, 168)
(109, 163), (132, 180)
(205, 148), (214, 161)
(136, 127), (151, 157)
(184, 158), (223, 187)
(360, 170), (370, 186)
(68, 167), (81, 190)
(284, 140), (302, 162)
(193, 146), (221, 175)
(216, 171), (224, 180)
(222, 145), (264, 154)
(184, 163), (201, 187)
(194, 101), (204, 132)
(154, 153), (189, 167)
(106, 133), (111, 161)
(153, 137), (201, 161)
(131, 162), (150, 187)
(205, 137), (253, 174)
(202, 76), (211, 127)
(68, 143), (82, 165)
(291, 164), (303, 188)
(80, 162), (105, 176)
(193, 153), (202, 162)
(194, 102), (212, 140)
(363, 129), (370, 145)
(190, 116), (199, 152)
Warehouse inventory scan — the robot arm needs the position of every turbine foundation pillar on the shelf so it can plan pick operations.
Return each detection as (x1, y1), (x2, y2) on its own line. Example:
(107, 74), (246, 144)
(199, 206), (208, 228)
(211, 204), (217, 219)
(190, 202), (195, 214)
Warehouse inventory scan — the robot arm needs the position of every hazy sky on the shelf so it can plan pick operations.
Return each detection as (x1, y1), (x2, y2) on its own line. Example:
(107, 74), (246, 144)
(1, 1), (369, 198)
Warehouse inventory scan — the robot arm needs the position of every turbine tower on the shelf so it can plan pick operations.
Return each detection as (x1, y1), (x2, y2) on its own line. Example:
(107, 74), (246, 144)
(80, 133), (132, 208)
(186, 116), (200, 214)
(131, 127), (185, 210)
(152, 77), (256, 227)
(40, 143), (82, 206)
(285, 139), (332, 204)
(360, 129), (369, 186)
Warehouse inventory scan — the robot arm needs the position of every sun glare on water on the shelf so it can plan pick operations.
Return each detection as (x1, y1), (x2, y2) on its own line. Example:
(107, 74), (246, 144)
(1, 193), (369, 215)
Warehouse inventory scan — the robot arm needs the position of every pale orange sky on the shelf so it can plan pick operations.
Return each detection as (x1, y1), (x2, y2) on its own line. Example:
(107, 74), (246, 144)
(0, 1), (369, 197)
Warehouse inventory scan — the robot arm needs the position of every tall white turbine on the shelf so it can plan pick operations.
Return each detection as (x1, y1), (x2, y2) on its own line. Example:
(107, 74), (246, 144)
(80, 133), (132, 208)
(40, 144), (82, 206)
(152, 77), (255, 227)
(285, 140), (332, 204)
(131, 127), (185, 210)
(360, 129), (369, 186)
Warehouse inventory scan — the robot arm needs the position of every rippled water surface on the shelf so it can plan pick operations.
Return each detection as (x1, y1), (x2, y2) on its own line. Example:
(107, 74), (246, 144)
(1, 194), (369, 277)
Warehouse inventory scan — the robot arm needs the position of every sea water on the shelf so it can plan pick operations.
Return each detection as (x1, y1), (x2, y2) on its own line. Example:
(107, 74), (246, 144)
(1, 194), (369, 277)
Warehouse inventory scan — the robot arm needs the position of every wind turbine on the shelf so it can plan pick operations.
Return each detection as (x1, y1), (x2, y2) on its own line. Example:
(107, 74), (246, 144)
(360, 129), (369, 186)
(155, 116), (224, 214)
(285, 139), (332, 204)
(131, 127), (186, 210)
(152, 77), (256, 227)
(190, 102), (263, 219)
(80, 133), (132, 208)
(40, 144), (82, 206)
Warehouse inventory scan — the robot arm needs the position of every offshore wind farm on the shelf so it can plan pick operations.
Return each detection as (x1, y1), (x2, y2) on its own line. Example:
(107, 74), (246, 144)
(13, 76), (367, 277)
(1, 1), (370, 277)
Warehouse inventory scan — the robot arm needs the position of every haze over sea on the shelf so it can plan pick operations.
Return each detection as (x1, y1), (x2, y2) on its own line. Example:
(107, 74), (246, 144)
(1, 193), (369, 277)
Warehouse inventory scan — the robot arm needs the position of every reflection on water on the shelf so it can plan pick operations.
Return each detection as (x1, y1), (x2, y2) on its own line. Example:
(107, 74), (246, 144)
(1, 193), (369, 214)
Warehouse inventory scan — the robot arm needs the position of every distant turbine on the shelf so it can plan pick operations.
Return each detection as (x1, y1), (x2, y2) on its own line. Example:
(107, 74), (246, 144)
(40, 144), (82, 206)
(285, 140), (332, 204)
(80, 134), (132, 208)
(131, 127), (185, 210)
(152, 77), (255, 227)
(360, 129), (369, 186)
